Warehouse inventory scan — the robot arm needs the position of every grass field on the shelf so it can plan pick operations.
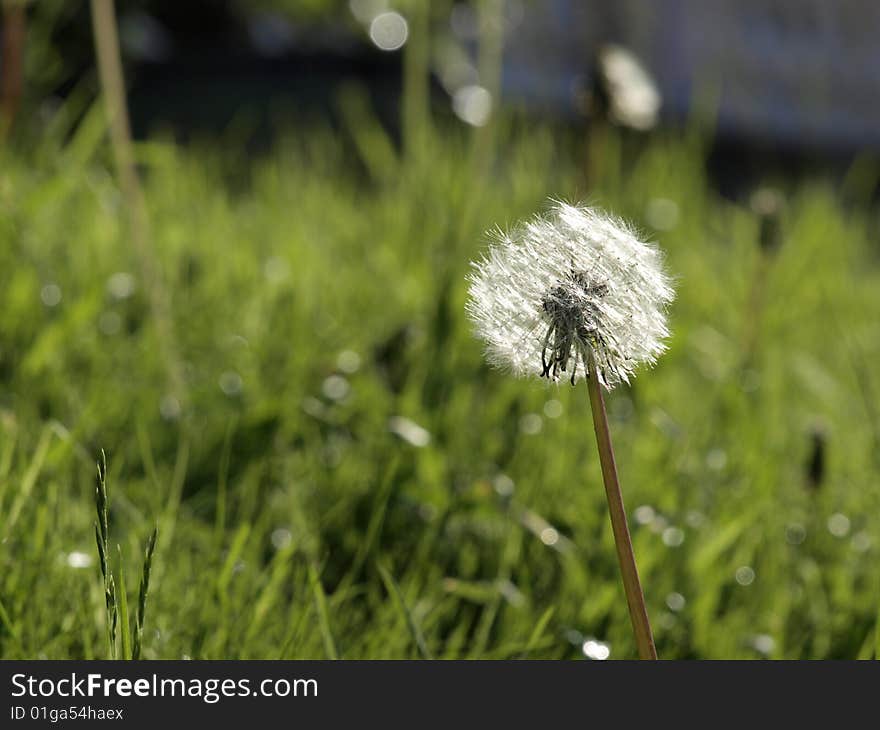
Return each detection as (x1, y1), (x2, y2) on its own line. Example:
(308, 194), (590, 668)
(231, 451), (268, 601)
(1, 97), (880, 660)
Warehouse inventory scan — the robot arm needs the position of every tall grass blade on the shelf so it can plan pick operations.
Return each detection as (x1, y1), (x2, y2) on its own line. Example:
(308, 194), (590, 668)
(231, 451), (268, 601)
(133, 526), (158, 660)
(307, 563), (339, 660)
(376, 560), (432, 660)
(115, 545), (132, 660)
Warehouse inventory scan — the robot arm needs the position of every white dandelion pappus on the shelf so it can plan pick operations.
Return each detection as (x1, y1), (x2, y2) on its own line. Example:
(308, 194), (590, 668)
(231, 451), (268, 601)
(466, 202), (674, 388)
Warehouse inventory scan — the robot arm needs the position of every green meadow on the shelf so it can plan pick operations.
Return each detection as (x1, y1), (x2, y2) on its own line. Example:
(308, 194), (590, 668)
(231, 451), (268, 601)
(1, 95), (879, 659)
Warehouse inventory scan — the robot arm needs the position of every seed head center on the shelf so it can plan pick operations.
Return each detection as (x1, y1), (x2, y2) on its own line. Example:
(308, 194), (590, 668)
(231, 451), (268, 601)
(539, 270), (608, 384)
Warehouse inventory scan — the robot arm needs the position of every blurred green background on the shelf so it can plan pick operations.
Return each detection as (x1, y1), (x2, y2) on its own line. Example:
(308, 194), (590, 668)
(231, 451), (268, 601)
(1, 1), (879, 660)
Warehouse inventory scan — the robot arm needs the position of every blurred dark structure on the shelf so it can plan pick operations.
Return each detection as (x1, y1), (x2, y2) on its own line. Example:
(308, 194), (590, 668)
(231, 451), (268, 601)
(5, 0), (880, 167)
(805, 423), (827, 492)
(9, 1), (404, 141)
(505, 0), (880, 153)
(0, 1), (25, 137)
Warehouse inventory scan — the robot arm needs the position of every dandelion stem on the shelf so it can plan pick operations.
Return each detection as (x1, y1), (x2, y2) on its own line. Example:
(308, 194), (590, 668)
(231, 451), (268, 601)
(585, 353), (657, 660)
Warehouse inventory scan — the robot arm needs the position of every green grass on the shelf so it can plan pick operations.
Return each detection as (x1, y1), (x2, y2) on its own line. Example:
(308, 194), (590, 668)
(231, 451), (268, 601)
(1, 99), (879, 660)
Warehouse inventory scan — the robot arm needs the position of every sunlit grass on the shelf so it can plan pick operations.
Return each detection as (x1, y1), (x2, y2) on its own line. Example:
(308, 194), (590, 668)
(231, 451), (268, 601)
(1, 103), (879, 659)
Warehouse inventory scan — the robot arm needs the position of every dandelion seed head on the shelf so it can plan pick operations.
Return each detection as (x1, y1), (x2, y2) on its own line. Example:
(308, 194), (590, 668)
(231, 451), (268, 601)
(466, 202), (674, 388)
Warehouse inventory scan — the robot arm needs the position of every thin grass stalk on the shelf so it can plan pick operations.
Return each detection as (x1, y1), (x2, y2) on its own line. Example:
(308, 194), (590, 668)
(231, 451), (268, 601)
(401, 0), (430, 163)
(0, 0), (26, 141)
(0, 595), (21, 654)
(457, 0), (504, 245)
(115, 545), (132, 660)
(586, 353), (657, 660)
(89, 0), (186, 406)
(153, 435), (189, 586)
(132, 526), (157, 660)
(376, 561), (432, 660)
(94, 451), (117, 659)
(307, 563), (339, 660)
(471, 0), (503, 176)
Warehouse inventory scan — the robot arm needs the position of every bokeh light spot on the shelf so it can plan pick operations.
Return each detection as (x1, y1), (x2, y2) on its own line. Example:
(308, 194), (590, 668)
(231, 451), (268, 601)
(582, 639), (610, 660)
(543, 399), (563, 419)
(271, 528), (292, 550)
(107, 271), (136, 299)
(662, 526), (685, 547)
(852, 531), (872, 552)
(388, 416), (431, 447)
(41, 283), (62, 307)
(519, 413), (542, 435)
(705, 448), (727, 471)
(452, 85), (492, 127)
(749, 634), (775, 656)
(159, 394), (181, 421)
(827, 513), (850, 538)
(634, 505), (655, 525)
(322, 375), (350, 401)
(645, 198), (679, 231)
(337, 350), (362, 374)
(493, 473), (515, 497)
(66, 551), (93, 569)
(785, 523), (806, 545)
(349, 0), (387, 24)
(99, 311), (122, 336)
(369, 12), (408, 51)
(219, 371), (243, 397)
(735, 566), (756, 586)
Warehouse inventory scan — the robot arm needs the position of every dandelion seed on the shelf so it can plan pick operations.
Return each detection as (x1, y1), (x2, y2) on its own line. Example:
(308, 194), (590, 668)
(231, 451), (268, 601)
(466, 202), (673, 388)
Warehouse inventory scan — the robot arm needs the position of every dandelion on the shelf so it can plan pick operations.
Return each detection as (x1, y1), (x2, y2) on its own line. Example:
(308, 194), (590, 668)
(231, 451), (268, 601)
(467, 202), (673, 388)
(466, 201), (675, 659)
